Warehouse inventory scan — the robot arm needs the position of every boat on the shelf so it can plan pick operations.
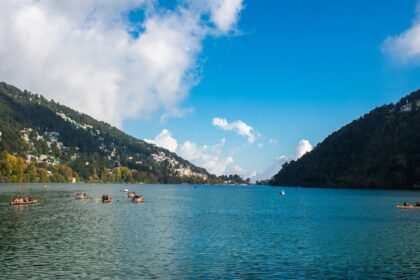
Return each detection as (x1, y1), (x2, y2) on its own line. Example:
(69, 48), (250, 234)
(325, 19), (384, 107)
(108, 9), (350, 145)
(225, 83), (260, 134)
(102, 198), (112, 203)
(124, 188), (129, 192)
(102, 195), (112, 203)
(397, 205), (420, 209)
(10, 200), (38, 206)
(74, 195), (88, 200)
(279, 190), (286, 196)
(127, 192), (135, 198)
(132, 196), (144, 203)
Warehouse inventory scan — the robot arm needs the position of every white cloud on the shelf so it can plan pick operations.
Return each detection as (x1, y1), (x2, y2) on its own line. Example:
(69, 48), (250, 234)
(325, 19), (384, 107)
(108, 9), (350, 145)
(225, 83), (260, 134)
(232, 164), (256, 179)
(254, 155), (288, 181)
(295, 139), (313, 159)
(160, 107), (194, 123)
(0, 0), (244, 127)
(212, 117), (258, 143)
(382, 5), (420, 64)
(177, 138), (235, 175)
(276, 155), (289, 162)
(145, 129), (178, 152)
(209, 0), (243, 33)
(256, 139), (313, 181)
(146, 130), (234, 175)
(269, 138), (278, 145)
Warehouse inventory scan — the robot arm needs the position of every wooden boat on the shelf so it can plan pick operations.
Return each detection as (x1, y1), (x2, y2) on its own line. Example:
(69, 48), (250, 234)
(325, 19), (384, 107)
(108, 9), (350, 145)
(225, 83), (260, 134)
(132, 196), (144, 203)
(397, 205), (420, 209)
(10, 200), (38, 206)
(127, 192), (135, 198)
(102, 198), (112, 203)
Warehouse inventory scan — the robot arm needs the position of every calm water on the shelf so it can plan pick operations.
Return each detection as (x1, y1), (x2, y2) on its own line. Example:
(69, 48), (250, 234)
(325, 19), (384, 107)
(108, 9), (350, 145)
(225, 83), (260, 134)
(0, 184), (419, 279)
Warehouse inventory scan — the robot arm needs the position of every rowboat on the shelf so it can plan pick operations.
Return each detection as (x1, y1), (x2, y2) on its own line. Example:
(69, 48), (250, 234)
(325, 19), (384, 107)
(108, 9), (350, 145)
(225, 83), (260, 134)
(397, 205), (420, 209)
(102, 198), (112, 203)
(10, 200), (38, 206)
(132, 196), (144, 203)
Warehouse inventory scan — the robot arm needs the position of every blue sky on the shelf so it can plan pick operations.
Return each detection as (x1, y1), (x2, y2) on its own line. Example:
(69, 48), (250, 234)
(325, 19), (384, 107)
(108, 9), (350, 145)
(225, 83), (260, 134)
(125, 0), (420, 178)
(2, 0), (420, 179)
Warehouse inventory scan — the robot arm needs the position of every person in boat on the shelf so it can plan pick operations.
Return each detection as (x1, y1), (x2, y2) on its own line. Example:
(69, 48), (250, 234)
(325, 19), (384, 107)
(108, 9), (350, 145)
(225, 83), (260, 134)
(102, 194), (106, 202)
(403, 201), (408, 206)
(28, 196), (32, 202)
(416, 201), (420, 207)
(83, 193), (87, 198)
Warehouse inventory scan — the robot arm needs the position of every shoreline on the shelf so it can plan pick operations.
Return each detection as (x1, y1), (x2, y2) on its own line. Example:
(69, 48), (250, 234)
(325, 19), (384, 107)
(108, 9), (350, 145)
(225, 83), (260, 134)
(1, 182), (420, 191)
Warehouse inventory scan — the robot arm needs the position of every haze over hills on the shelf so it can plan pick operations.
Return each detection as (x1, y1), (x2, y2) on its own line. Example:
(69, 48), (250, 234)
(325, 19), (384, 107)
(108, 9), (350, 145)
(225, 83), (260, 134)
(271, 89), (420, 189)
(0, 82), (246, 184)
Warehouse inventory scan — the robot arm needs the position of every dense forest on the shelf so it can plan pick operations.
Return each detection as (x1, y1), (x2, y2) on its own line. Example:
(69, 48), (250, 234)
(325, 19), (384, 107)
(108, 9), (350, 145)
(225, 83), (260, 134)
(0, 82), (247, 185)
(271, 89), (420, 189)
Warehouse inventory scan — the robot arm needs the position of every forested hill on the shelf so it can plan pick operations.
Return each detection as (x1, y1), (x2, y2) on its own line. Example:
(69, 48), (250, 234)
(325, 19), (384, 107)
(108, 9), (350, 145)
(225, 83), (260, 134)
(0, 82), (243, 184)
(271, 89), (420, 189)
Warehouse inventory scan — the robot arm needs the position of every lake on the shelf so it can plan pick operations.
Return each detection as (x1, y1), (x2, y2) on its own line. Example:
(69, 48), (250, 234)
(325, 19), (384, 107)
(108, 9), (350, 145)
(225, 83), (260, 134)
(0, 184), (419, 279)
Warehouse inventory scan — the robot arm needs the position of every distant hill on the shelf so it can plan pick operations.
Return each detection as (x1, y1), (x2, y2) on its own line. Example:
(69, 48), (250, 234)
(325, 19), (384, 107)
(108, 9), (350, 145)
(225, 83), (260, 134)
(0, 82), (243, 184)
(271, 89), (420, 189)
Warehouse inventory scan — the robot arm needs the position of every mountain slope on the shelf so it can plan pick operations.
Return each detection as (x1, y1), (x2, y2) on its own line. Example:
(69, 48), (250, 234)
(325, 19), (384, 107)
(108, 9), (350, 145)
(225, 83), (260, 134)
(271, 90), (420, 189)
(0, 82), (219, 183)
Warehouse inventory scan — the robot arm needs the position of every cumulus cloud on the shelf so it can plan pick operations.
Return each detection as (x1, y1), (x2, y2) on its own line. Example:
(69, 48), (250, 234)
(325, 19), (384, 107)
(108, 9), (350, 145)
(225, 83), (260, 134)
(212, 117), (258, 143)
(295, 139), (313, 159)
(145, 129), (178, 152)
(382, 5), (420, 64)
(178, 139), (234, 176)
(209, 0), (243, 33)
(146, 130), (235, 175)
(0, 0), (244, 127)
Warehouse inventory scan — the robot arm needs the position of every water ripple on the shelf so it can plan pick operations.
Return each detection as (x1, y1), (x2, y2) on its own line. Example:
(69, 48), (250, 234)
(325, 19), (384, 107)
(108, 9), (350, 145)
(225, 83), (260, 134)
(0, 184), (419, 278)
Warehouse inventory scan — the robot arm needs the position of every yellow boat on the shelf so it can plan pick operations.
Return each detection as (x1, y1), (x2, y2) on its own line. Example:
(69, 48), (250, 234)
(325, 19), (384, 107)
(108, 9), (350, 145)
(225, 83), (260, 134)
(10, 200), (38, 206)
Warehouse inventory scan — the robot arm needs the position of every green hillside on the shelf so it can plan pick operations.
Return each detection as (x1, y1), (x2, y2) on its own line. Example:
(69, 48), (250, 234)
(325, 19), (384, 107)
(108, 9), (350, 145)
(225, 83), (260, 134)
(271, 90), (420, 189)
(0, 82), (241, 184)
